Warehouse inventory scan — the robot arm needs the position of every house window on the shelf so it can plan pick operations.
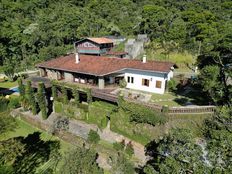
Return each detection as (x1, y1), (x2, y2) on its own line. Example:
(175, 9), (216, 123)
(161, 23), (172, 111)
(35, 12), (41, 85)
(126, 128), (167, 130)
(131, 77), (134, 83)
(156, 80), (162, 88)
(127, 76), (134, 84)
(142, 79), (149, 87)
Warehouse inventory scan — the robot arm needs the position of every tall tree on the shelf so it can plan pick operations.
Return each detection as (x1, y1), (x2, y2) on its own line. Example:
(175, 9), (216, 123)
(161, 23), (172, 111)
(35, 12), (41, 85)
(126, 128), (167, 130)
(61, 148), (103, 174)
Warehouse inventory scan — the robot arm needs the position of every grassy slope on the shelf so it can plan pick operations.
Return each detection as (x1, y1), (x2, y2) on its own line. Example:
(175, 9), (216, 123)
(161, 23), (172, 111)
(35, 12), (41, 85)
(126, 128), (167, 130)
(111, 108), (210, 145)
(0, 80), (18, 88)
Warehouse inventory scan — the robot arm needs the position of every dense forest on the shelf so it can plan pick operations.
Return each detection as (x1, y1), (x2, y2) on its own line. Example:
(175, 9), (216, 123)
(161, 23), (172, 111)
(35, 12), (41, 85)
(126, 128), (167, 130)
(0, 0), (231, 69)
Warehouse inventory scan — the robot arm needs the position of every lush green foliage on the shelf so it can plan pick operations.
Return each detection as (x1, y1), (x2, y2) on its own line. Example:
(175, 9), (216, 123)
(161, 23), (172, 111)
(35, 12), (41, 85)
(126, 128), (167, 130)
(61, 84), (68, 104)
(17, 78), (25, 96)
(125, 142), (134, 157)
(37, 83), (47, 119)
(111, 153), (135, 174)
(72, 87), (80, 105)
(120, 100), (166, 126)
(0, 112), (17, 135)
(1, 0), (230, 70)
(25, 80), (37, 114)
(113, 141), (125, 151)
(0, 132), (60, 174)
(0, 97), (9, 112)
(8, 97), (20, 109)
(167, 79), (177, 92)
(86, 88), (92, 104)
(143, 106), (232, 173)
(87, 130), (100, 144)
(61, 148), (103, 174)
(51, 84), (57, 101)
(198, 31), (232, 106)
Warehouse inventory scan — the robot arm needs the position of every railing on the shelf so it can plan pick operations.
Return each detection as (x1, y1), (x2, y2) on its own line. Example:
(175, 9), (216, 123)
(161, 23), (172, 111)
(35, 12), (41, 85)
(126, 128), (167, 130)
(168, 106), (216, 115)
(92, 89), (216, 114)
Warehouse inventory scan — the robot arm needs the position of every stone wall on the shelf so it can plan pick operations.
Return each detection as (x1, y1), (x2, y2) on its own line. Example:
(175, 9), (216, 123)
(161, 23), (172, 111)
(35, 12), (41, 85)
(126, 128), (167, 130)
(64, 72), (74, 82)
(47, 69), (58, 80)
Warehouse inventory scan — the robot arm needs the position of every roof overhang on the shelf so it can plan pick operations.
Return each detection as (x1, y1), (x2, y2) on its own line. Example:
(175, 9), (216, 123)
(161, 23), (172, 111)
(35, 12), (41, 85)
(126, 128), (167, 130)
(37, 65), (172, 77)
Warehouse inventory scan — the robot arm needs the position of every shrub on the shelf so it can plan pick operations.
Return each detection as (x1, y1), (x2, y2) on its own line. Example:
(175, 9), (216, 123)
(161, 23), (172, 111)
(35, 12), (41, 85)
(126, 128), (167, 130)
(125, 142), (134, 157)
(18, 78), (25, 96)
(25, 80), (37, 115)
(51, 85), (57, 101)
(100, 117), (108, 128)
(86, 89), (92, 103)
(113, 140), (125, 151)
(117, 93), (124, 108)
(8, 97), (21, 109)
(54, 101), (63, 113)
(119, 79), (127, 88)
(37, 83), (47, 119)
(87, 130), (100, 144)
(0, 97), (9, 112)
(167, 79), (177, 91)
(61, 85), (68, 104)
(66, 106), (75, 118)
(78, 103), (89, 113)
(121, 101), (166, 126)
(72, 87), (80, 105)
(162, 105), (169, 114)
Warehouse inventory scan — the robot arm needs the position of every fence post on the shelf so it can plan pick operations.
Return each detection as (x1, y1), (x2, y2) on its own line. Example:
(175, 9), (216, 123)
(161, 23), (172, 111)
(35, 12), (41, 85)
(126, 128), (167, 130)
(162, 105), (169, 114)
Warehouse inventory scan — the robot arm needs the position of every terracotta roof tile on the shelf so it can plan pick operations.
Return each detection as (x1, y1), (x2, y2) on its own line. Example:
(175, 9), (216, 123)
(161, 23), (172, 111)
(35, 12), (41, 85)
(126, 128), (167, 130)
(87, 37), (113, 44)
(37, 54), (174, 76)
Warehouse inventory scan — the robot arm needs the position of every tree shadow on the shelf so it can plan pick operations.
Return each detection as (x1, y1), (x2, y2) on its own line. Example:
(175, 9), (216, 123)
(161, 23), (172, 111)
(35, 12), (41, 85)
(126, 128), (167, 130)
(0, 87), (14, 95)
(12, 132), (60, 174)
(172, 84), (211, 106)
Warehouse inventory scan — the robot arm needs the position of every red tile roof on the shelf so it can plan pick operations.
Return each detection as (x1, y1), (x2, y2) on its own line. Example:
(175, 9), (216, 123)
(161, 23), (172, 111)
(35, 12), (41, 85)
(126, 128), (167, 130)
(37, 54), (174, 76)
(87, 37), (113, 44)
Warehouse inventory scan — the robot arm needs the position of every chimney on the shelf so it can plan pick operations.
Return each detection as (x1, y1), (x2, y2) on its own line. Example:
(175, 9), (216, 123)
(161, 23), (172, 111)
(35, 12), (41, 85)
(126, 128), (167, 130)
(74, 42), (80, 64)
(75, 52), (80, 64)
(142, 54), (147, 63)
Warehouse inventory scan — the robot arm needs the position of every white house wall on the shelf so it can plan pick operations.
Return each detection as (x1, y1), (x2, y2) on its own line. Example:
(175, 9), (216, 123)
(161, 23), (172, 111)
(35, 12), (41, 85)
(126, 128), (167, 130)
(124, 69), (168, 94)
(167, 70), (174, 80)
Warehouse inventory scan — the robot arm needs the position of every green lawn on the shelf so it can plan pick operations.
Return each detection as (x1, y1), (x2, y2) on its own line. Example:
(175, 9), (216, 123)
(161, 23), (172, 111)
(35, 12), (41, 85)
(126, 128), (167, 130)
(0, 80), (18, 88)
(0, 118), (73, 152)
(151, 92), (178, 100)
(150, 92), (185, 106)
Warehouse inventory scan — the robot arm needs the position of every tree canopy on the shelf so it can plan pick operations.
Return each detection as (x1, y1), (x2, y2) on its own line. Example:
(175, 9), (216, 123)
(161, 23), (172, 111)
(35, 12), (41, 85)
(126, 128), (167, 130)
(1, 0), (231, 70)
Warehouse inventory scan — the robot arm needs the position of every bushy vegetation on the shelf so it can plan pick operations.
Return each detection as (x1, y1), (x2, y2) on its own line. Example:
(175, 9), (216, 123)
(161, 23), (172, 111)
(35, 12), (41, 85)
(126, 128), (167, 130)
(120, 100), (166, 126)
(87, 130), (100, 144)
(0, 97), (9, 112)
(25, 80), (37, 115)
(61, 148), (103, 174)
(8, 97), (20, 109)
(167, 79), (177, 92)
(113, 141), (125, 151)
(37, 83), (47, 119)
(142, 106), (232, 173)
(61, 84), (68, 104)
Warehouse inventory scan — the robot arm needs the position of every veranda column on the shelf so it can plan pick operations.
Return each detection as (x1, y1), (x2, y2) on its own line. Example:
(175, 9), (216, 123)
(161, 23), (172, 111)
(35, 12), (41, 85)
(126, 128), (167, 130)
(98, 77), (105, 89)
